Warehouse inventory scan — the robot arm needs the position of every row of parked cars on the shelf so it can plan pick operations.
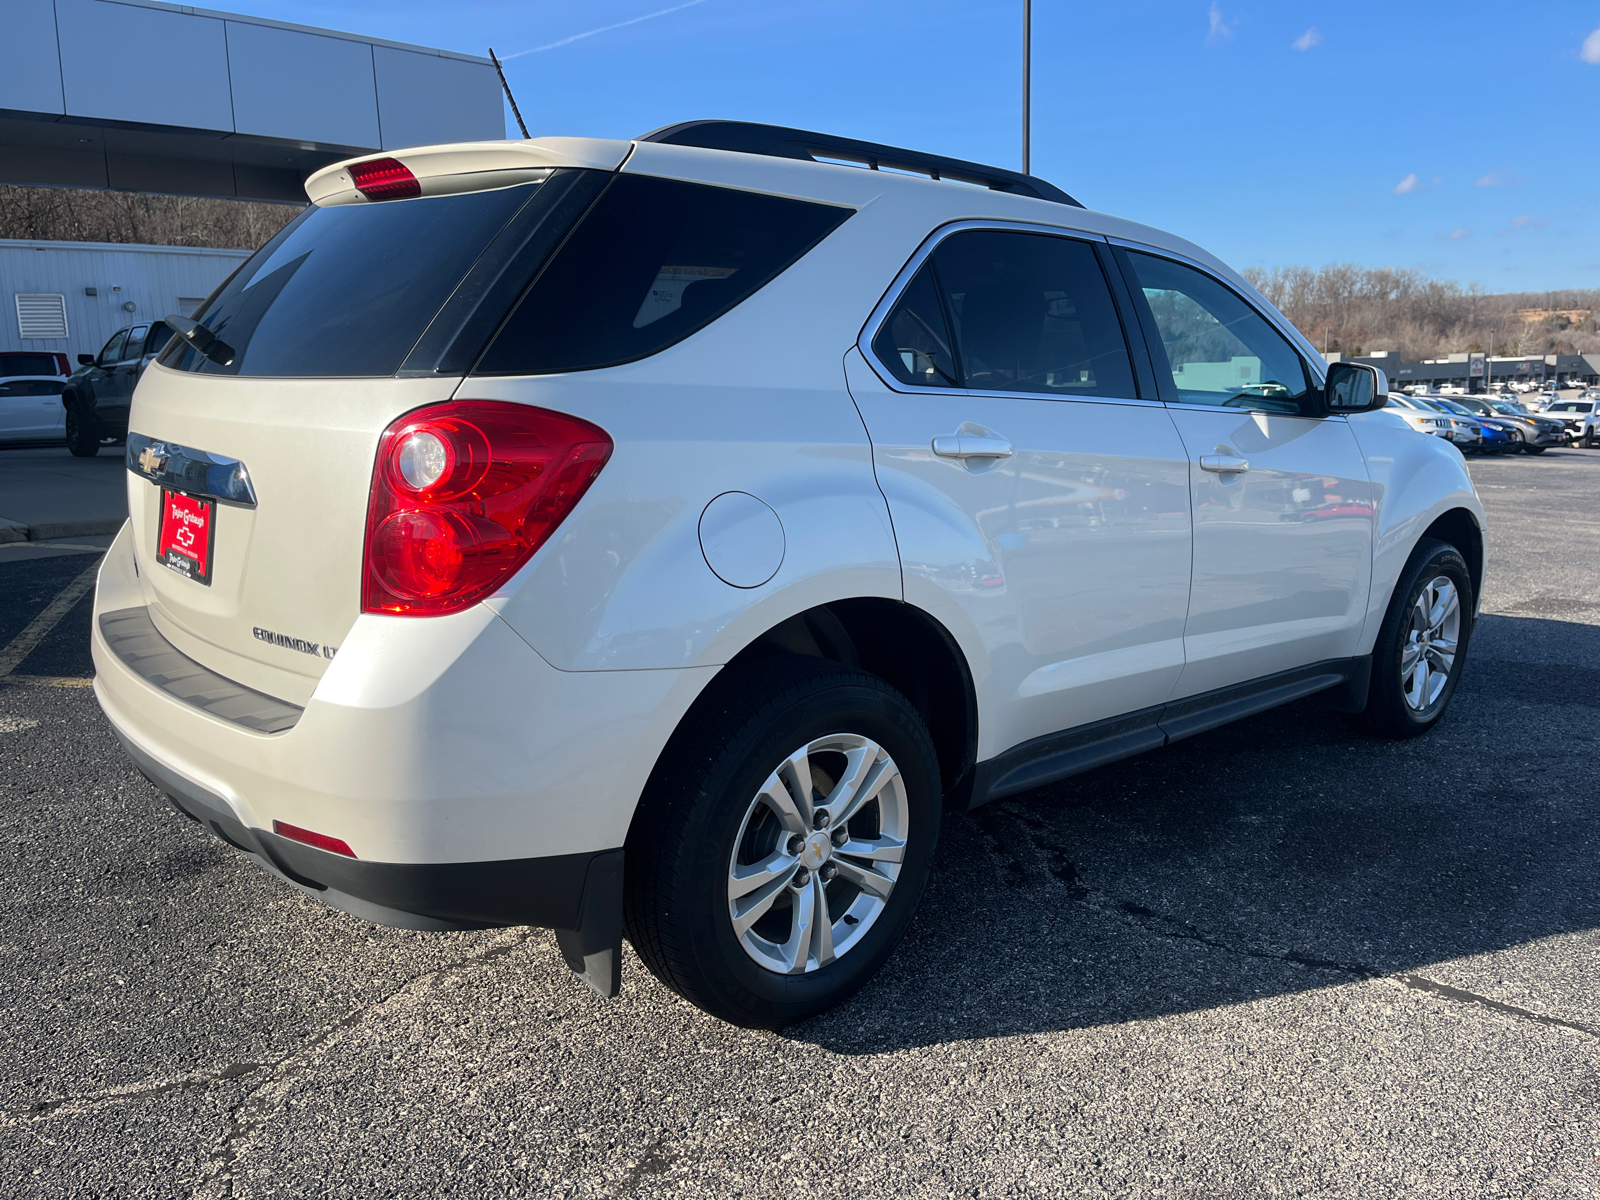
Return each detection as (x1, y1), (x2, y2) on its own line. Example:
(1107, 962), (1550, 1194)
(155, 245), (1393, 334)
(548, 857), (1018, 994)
(1386, 387), (1594, 453)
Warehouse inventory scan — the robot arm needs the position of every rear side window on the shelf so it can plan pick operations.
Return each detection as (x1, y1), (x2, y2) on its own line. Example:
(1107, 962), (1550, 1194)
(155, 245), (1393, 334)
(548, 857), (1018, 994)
(474, 175), (852, 375)
(872, 229), (1137, 399)
(160, 182), (552, 377)
(0, 352), (61, 376)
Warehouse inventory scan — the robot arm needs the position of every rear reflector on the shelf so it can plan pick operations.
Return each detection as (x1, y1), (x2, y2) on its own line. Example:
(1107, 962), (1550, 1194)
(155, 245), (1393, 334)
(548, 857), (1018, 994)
(272, 819), (357, 858)
(349, 157), (421, 201)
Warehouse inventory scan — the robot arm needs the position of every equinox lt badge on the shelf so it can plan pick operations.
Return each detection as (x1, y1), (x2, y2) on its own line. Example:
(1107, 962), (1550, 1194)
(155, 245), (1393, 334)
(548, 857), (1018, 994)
(253, 626), (337, 659)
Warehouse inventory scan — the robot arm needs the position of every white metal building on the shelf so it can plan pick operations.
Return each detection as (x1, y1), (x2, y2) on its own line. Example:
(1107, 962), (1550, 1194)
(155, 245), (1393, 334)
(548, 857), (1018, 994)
(4, 0), (505, 203)
(2, 239), (250, 358)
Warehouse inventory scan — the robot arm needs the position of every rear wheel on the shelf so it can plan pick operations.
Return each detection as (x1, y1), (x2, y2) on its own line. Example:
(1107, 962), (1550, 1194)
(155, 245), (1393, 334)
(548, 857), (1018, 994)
(1354, 538), (1473, 739)
(65, 406), (100, 457)
(624, 655), (941, 1028)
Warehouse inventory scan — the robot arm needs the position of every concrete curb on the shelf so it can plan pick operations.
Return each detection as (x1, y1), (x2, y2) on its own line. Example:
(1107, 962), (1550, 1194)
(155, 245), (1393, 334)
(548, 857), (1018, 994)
(0, 519), (125, 544)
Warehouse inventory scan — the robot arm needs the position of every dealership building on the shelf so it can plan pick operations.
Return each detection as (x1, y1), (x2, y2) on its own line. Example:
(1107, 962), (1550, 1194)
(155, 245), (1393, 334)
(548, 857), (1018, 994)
(2, 0), (505, 360)
(1330, 350), (1600, 391)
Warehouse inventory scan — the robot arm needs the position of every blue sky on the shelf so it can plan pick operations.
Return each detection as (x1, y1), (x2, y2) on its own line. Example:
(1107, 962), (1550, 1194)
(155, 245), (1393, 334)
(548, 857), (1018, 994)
(230, 0), (1600, 293)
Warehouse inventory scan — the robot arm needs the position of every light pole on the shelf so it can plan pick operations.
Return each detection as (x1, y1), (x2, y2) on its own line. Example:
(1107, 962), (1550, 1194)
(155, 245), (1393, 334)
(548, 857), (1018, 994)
(1487, 325), (1496, 391)
(1022, 0), (1031, 174)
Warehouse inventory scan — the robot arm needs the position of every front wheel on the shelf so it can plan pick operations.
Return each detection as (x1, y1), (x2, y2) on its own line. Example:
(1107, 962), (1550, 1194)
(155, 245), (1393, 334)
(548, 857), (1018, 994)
(1524, 445), (1547, 455)
(1353, 538), (1474, 739)
(65, 406), (100, 457)
(624, 655), (942, 1028)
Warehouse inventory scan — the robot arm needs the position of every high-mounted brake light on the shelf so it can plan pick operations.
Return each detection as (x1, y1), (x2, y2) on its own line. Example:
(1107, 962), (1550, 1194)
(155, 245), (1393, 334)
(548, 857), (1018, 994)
(349, 157), (421, 201)
(272, 820), (356, 858)
(362, 401), (613, 616)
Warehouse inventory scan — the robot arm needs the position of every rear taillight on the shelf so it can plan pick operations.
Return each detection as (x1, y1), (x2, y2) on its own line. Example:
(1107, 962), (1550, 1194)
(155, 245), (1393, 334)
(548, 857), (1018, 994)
(349, 157), (421, 201)
(362, 401), (612, 616)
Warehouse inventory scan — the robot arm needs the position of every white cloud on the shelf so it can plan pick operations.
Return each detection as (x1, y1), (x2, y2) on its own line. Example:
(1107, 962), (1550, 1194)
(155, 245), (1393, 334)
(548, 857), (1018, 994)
(1207, 2), (1235, 44)
(1508, 215), (1548, 230)
(1393, 173), (1421, 194)
(1434, 227), (1471, 241)
(1292, 27), (1322, 51)
(1475, 168), (1524, 187)
(1582, 26), (1600, 63)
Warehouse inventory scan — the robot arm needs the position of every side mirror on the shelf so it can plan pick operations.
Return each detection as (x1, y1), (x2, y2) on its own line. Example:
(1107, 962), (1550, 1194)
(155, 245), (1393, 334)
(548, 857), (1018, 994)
(1324, 361), (1389, 414)
(77, 353), (94, 366)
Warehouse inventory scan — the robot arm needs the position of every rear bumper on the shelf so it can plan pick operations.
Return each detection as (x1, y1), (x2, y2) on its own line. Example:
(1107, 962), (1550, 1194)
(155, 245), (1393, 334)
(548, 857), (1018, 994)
(90, 522), (714, 929)
(119, 727), (613, 931)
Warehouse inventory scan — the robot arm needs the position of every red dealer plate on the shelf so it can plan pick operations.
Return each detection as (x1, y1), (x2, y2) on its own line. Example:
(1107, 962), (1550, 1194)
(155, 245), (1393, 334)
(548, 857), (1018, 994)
(156, 489), (215, 585)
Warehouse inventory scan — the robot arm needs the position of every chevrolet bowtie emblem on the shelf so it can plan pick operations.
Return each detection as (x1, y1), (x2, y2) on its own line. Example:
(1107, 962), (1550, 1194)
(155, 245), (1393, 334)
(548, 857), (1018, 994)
(138, 445), (168, 474)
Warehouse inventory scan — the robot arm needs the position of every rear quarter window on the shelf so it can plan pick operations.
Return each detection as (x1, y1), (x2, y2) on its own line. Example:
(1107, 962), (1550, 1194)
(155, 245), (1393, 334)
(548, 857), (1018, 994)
(474, 174), (852, 376)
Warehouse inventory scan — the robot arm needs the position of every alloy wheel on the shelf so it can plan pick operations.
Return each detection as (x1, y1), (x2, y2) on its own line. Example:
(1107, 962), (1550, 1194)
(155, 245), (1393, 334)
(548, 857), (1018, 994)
(1402, 576), (1461, 711)
(727, 733), (908, 974)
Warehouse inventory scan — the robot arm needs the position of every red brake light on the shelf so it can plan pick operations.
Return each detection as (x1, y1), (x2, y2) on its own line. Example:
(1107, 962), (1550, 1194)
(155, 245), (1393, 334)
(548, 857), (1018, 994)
(273, 820), (356, 858)
(362, 401), (613, 616)
(349, 157), (421, 201)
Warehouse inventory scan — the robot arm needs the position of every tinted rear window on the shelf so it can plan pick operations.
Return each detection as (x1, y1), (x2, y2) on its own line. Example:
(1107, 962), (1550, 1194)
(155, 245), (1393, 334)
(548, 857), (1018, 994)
(0, 352), (61, 376)
(475, 174), (852, 375)
(160, 182), (552, 377)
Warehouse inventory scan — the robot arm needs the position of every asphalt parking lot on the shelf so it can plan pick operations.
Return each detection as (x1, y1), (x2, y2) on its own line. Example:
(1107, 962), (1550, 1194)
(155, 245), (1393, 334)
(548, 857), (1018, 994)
(2, 448), (1597, 1199)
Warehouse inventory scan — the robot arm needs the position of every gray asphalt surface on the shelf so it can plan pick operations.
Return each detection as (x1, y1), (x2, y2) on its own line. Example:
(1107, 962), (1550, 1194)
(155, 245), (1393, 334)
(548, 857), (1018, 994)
(1, 448), (1597, 1199)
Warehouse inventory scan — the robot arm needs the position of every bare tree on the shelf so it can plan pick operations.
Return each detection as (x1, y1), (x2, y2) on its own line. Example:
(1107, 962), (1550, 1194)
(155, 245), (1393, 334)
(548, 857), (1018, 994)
(0, 185), (300, 251)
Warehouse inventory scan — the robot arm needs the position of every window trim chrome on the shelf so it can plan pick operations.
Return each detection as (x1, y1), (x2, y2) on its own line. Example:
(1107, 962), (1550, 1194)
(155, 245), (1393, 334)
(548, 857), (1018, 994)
(854, 218), (1168, 410)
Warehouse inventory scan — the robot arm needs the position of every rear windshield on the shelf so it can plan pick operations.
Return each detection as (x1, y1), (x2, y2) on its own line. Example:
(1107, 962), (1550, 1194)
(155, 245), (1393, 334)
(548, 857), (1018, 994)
(160, 181), (557, 377)
(0, 352), (61, 376)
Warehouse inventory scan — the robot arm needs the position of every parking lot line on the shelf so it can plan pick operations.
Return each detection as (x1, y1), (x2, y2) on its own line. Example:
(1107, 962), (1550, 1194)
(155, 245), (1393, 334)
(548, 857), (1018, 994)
(0, 555), (102, 679)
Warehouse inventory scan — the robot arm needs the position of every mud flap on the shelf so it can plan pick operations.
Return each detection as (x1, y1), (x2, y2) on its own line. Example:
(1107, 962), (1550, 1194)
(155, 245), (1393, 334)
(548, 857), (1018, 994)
(555, 849), (624, 998)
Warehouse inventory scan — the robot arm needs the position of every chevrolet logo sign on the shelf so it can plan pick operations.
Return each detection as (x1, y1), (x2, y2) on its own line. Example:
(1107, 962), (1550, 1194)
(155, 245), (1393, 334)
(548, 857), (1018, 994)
(138, 445), (168, 474)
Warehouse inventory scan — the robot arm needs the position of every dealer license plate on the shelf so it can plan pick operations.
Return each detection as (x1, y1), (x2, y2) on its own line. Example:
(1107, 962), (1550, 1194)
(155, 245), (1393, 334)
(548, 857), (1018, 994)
(156, 489), (215, 585)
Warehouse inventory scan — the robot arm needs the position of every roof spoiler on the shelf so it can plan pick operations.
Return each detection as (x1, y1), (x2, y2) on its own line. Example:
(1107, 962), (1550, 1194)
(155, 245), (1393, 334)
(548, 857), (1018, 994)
(639, 120), (1083, 208)
(305, 138), (631, 205)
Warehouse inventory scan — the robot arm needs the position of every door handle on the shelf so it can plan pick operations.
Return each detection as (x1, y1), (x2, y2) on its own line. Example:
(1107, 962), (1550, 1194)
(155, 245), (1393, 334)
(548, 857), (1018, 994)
(1199, 454), (1249, 474)
(932, 433), (1014, 461)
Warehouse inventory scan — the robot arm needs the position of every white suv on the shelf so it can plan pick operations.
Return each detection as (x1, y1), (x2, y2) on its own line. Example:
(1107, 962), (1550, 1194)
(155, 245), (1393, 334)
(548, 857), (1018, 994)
(92, 122), (1486, 1027)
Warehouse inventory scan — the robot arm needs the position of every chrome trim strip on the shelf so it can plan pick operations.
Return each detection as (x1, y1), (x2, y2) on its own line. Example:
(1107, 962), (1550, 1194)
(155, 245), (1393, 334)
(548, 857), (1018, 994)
(126, 432), (257, 507)
(853, 219), (1164, 410)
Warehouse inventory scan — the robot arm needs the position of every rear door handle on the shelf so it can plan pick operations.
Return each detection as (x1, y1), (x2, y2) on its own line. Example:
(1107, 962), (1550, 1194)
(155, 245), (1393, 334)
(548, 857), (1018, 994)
(1199, 454), (1249, 474)
(932, 433), (1014, 461)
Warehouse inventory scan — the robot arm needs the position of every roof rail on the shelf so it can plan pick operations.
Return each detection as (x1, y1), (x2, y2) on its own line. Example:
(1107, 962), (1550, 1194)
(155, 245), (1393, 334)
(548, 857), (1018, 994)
(638, 120), (1083, 209)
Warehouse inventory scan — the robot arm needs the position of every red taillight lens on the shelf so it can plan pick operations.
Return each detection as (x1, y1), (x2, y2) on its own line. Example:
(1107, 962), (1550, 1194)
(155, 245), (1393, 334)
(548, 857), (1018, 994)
(273, 820), (356, 858)
(349, 156), (421, 201)
(362, 401), (613, 616)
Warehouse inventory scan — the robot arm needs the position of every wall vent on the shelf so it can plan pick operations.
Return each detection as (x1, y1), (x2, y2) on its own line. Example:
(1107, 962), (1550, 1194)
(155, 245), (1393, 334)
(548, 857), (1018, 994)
(16, 294), (69, 340)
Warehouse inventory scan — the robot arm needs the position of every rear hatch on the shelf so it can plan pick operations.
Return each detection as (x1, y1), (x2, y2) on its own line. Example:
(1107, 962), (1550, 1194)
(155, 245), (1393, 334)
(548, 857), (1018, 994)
(123, 141), (627, 705)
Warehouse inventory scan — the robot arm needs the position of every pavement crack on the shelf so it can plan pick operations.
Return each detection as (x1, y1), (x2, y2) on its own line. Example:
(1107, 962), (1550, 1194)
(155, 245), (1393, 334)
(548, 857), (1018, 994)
(2, 1064), (264, 1121)
(1392, 973), (1600, 1040)
(192, 927), (537, 1198)
(974, 805), (1600, 1043)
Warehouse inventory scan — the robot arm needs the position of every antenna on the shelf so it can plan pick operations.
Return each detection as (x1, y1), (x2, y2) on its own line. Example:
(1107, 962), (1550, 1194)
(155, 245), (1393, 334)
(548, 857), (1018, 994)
(488, 48), (531, 139)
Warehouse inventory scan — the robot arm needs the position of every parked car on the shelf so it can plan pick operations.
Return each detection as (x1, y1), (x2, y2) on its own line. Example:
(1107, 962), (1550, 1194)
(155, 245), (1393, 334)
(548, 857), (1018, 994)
(1429, 397), (1520, 453)
(1532, 388), (1562, 410)
(1383, 392), (1452, 439)
(60, 320), (173, 456)
(90, 124), (1488, 1027)
(1437, 384), (1468, 396)
(1406, 397), (1485, 450)
(0, 351), (69, 442)
(1454, 396), (1564, 453)
(1543, 398), (1600, 446)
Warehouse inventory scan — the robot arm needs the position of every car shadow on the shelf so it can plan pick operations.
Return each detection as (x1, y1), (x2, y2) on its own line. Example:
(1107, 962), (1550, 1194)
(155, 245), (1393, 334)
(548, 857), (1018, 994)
(788, 613), (1600, 1052)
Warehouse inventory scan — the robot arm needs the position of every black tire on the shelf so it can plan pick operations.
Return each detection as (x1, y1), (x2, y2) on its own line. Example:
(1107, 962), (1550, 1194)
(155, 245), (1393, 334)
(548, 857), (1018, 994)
(65, 405), (100, 457)
(624, 654), (942, 1028)
(1354, 538), (1474, 739)
(1524, 446), (1547, 455)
